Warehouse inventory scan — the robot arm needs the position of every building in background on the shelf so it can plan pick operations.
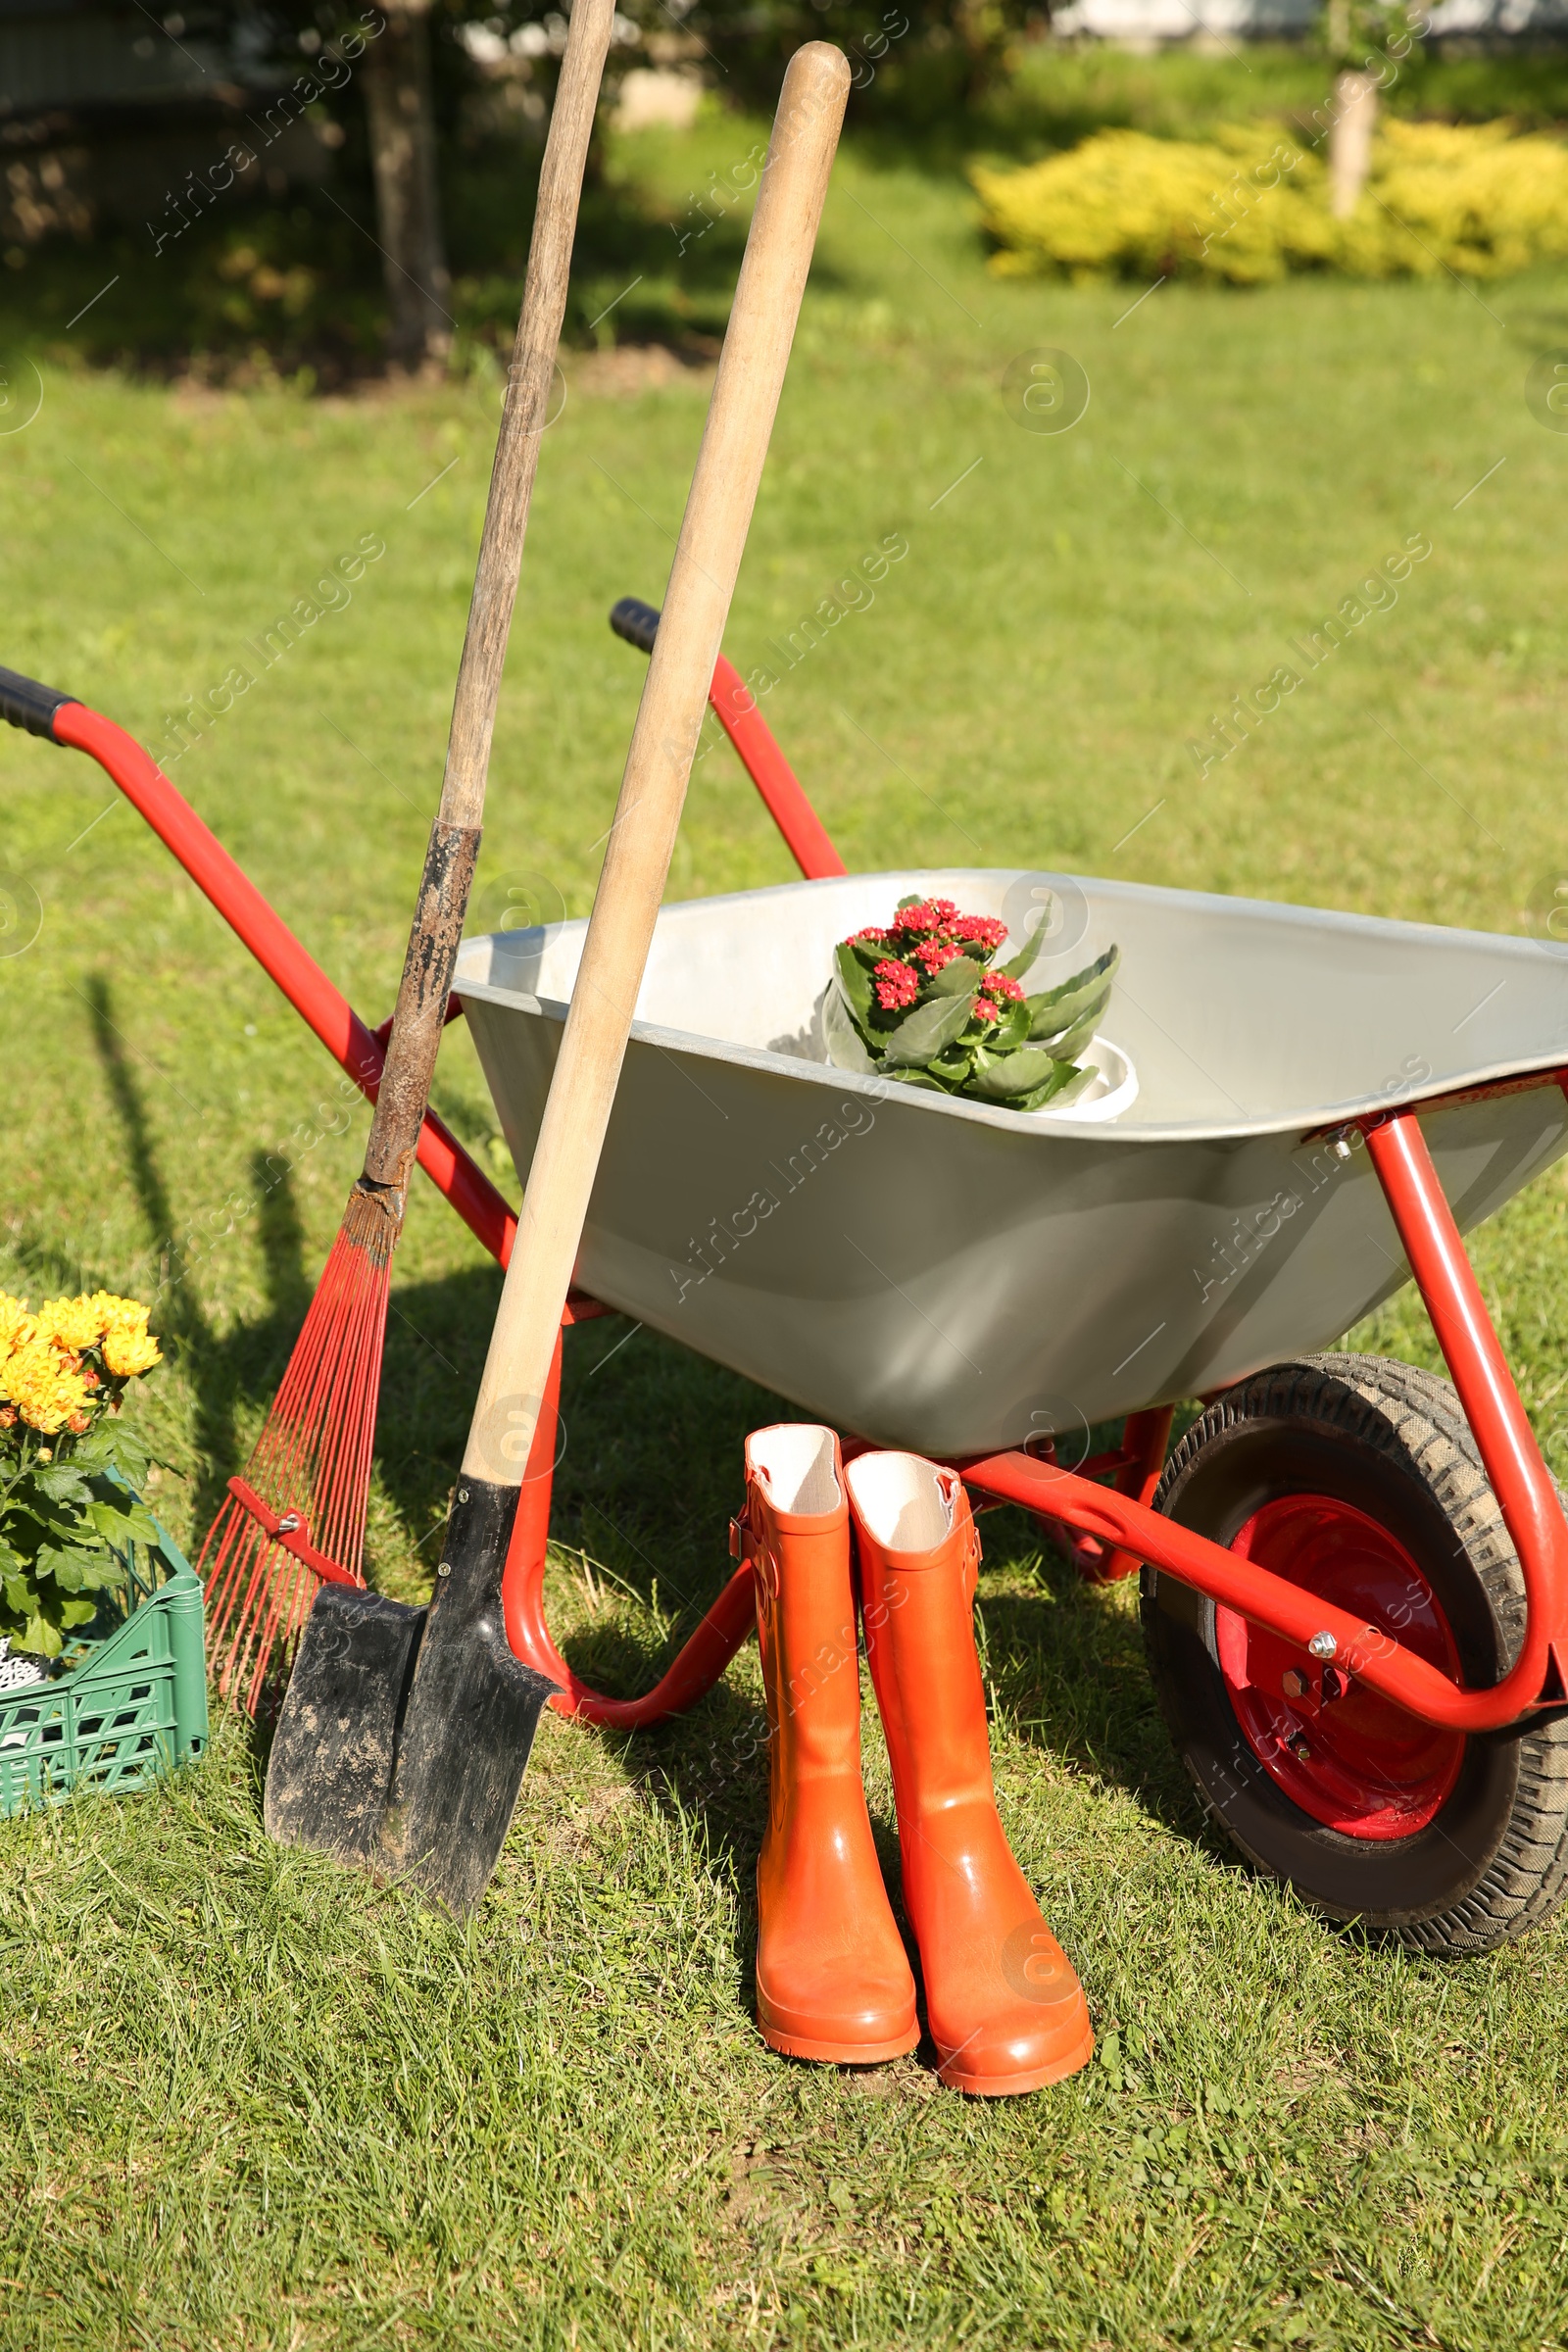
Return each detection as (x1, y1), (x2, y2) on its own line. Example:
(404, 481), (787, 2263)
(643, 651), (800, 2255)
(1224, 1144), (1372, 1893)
(1051, 0), (1566, 37)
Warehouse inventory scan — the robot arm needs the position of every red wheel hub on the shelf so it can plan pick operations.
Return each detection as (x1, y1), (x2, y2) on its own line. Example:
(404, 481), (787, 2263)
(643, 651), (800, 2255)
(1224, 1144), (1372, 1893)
(1215, 1494), (1464, 1839)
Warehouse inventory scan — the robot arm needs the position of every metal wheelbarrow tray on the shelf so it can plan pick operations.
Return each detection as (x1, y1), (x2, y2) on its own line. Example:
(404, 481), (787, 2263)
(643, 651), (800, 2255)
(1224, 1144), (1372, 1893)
(456, 869), (1568, 1456)
(12, 632), (1568, 1952)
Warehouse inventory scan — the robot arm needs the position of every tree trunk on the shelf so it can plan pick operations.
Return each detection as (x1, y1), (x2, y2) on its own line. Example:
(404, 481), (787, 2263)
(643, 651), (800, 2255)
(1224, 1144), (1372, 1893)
(362, 0), (452, 369)
(1330, 69), (1378, 220)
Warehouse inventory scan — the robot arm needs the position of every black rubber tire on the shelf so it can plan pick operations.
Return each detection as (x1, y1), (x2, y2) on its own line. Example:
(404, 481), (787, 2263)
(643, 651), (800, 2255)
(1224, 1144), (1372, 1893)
(1142, 1353), (1568, 1954)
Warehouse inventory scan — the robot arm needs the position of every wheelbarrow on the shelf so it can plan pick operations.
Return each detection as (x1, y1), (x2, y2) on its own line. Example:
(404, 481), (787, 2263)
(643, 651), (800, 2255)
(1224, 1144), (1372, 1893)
(6, 619), (1568, 1957)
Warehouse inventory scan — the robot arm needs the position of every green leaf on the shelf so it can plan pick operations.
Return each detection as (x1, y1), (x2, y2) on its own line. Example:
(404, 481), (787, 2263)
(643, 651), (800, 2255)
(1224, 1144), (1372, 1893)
(84, 1492), (158, 1546)
(1036, 944), (1119, 1008)
(882, 1068), (952, 1093)
(101, 1429), (155, 1486)
(1030, 997), (1108, 1051)
(1050, 1008), (1102, 1062)
(1029, 979), (1111, 1044)
(32, 1465), (90, 1505)
(57, 1597), (97, 1630)
(880, 989), (976, 1068)
(978, 999), (1031, 1053)
(16, 1612), (61, 1658)
(74, 1553), (134, 1592)
(833, 942), (875, 1028)
(823, 983), (879, 1075)
(895, 894), (921, 910)
(1025, 945), (1119, 1035)
(846, 934), (890, 972)
(968, 1047), (1075, 1102)
(1008, 1063), (1097, 1115)
(67, 1424), (117, 1463)
(928, 955), (982, 998)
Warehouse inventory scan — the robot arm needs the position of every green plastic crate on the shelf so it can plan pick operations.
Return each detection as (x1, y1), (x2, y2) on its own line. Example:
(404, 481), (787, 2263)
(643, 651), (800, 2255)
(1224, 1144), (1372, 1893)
(0, 1508), (208, 1820)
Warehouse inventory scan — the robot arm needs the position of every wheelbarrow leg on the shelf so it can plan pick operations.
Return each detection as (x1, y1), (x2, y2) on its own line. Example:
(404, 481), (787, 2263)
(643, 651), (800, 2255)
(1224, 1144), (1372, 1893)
(497, 1325), (759, 1725)
(500, 1330), (565, 1672)
(1070, 1406), (1174, 1585)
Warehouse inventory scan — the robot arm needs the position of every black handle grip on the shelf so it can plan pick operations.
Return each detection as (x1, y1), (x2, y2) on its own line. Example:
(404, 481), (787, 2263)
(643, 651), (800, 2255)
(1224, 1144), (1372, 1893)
(609, 597), (660, 657)
(0, 662), (74, 741)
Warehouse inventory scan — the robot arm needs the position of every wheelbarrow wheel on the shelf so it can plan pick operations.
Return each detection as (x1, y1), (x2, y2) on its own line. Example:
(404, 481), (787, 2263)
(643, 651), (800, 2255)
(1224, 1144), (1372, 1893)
(1141, 1353), (1568, 1953)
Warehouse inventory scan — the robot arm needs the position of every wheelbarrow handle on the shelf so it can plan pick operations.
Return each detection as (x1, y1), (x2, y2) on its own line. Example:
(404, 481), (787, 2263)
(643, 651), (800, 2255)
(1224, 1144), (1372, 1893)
(0, 661), (76, 740)
(19, 681), (519, 1268)
(610, 598), (847, 882)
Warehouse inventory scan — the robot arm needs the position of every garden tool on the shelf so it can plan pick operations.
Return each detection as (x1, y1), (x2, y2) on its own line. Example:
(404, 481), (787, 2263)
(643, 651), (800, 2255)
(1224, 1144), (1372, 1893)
(200, 0), (617, 1716)
(846, 1451), (1095, 2092)
(265, 39), (854, 1915)
(741, 1425), (918, 2063)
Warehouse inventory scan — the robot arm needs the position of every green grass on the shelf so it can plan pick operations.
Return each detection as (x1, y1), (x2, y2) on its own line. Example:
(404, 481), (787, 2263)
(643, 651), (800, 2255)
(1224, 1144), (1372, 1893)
(7, 108), (1568, 2349)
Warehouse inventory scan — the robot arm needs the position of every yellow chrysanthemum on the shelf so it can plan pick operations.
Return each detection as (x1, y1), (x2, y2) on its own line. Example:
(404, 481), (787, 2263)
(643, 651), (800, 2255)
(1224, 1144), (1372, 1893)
(0, 1340), (91, 1435)
(87, 1291), (152, 1340)
(0, 1294), (35, 1360)
(34, 1294), (105, 1353)
(102, 1327), (162, 1380)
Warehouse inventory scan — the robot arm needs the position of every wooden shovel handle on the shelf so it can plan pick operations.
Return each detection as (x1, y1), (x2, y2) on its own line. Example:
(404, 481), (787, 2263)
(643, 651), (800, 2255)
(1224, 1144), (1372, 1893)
(464, 40), (852, 1485)
(361, 0), (616, 1200)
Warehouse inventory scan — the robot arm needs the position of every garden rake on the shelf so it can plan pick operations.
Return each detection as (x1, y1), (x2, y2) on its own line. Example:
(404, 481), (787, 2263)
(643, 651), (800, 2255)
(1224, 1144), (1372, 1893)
(201, 0), (616, 1713)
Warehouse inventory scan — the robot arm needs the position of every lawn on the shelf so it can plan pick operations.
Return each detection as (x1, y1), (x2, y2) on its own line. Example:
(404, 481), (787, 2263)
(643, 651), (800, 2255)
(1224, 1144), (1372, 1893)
(5, 85), (1568, 2351)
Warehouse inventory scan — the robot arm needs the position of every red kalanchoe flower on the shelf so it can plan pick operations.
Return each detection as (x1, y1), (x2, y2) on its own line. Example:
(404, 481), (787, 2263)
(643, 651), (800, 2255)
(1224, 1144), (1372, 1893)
(853, 925), (889, 945)
(971, 998), (1001, 1025)
(893, 897), (959, 937)
(953, 914), (1007, 952)
(981, 971), (1024, 1002)
(873, 959), (919, 1010)
(915, 939), (961, 973)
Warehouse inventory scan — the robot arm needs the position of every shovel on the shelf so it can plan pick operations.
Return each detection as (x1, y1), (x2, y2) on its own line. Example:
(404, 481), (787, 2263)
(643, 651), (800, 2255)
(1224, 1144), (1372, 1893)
(266, 40), (853, 1915)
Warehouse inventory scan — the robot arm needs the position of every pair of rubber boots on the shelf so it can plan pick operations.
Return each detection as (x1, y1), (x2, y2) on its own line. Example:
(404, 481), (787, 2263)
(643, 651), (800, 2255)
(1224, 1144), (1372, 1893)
(742, 1425), (1093, 2094)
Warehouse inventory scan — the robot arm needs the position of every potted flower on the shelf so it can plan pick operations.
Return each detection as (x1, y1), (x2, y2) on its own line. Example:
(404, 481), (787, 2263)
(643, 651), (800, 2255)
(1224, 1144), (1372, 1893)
(0, 1291), (165, 1689)
(825, 896), (1120, 1113)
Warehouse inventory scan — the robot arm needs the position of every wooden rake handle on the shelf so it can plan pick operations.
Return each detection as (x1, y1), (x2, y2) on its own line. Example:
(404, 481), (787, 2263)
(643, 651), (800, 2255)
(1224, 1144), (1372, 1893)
(464, 40), (852, 1486)
(361, 0), (616, 1203)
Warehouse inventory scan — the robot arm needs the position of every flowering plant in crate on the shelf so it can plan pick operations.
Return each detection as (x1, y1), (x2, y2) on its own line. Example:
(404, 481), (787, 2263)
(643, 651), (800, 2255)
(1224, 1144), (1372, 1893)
(0, 1292), (164, 1659)
(825, 897), (1119, 1113)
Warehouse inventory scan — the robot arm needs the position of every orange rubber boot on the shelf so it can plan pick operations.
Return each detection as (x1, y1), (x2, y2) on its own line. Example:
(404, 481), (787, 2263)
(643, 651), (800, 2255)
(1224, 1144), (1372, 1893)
(846, 1450), (1095, 2094)
(744, 1424), (918, 2065)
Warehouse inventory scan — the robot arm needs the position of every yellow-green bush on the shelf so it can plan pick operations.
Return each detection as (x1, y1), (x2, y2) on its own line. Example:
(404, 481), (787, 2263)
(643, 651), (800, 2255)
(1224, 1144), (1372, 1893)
(972, 118), (1568, 283)
(1349, 120), (1568, 277)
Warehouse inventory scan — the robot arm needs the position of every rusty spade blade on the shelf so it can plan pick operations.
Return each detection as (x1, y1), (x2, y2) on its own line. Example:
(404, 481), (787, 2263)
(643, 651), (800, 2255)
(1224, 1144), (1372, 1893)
(264, 1483), (558, 1913)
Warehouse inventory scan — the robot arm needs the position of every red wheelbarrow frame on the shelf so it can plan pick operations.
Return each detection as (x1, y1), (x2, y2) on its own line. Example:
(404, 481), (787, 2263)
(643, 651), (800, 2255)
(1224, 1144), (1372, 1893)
(7, 643), (1568, 1741)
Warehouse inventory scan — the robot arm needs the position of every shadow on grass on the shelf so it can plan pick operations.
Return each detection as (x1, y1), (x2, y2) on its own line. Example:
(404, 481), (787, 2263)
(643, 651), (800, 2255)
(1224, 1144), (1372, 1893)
(0, 132), (844, 385)
(82, 974), (1201, 1915)
(973, 1513), (1202, 1845)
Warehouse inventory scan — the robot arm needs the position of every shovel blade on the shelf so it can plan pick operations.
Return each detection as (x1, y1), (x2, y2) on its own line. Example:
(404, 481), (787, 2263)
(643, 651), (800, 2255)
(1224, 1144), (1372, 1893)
(264, 1584), (424, 1864)
(373, 1478), (559, 1917)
